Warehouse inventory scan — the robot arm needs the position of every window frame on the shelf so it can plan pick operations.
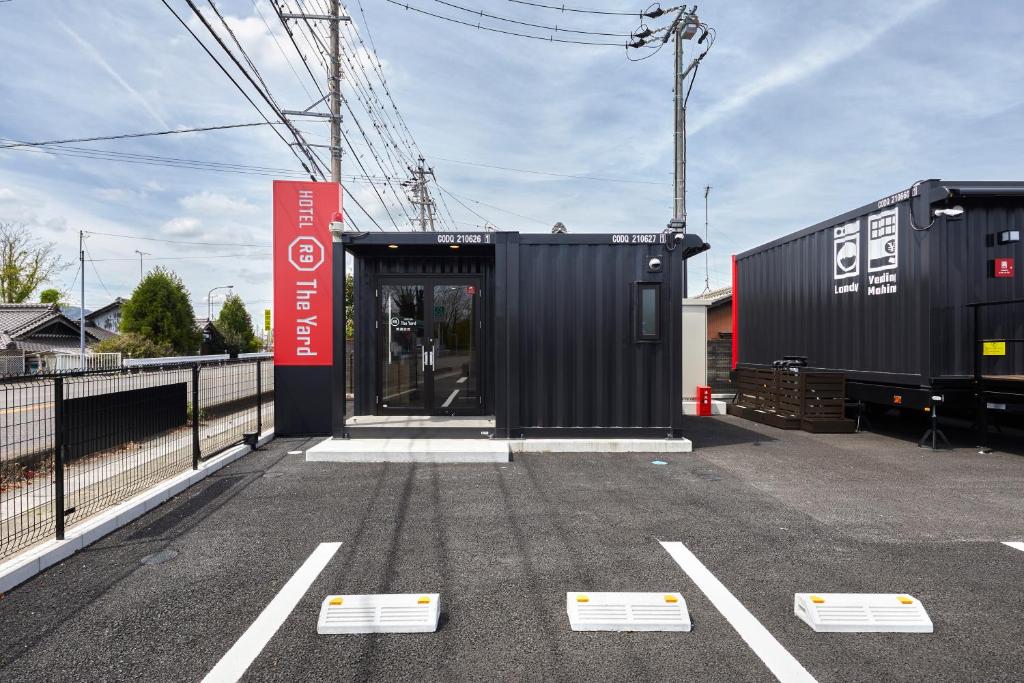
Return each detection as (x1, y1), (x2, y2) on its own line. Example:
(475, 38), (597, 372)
(636, 282), (662, 342)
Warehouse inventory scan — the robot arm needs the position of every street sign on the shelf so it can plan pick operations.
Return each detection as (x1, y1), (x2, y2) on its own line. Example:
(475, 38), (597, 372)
(264, 309), (271, 331)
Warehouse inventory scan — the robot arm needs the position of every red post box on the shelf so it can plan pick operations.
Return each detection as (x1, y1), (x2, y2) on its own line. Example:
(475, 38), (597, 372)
(696, 385), (712, 417)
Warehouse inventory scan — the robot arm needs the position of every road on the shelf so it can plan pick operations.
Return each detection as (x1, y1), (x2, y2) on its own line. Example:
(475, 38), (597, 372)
(1, 417), (1022, 681)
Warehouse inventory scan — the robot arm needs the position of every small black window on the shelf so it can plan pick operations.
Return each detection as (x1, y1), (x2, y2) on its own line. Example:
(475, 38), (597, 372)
(637, 283), (660, 341)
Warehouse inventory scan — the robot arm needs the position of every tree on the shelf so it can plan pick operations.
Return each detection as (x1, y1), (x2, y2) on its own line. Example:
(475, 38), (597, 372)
(94, 332), (174, 359)
(0, 222), (71, 303)
(215, 293), (259, 354)
(119, 267), (202, 355)
(39, 288), (63, 305)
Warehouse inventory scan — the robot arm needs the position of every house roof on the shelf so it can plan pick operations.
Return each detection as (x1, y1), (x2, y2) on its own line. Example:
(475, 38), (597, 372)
(695, 286), (732, 306)
(85, 297), (126, 322)
(0, 303), (102, 350)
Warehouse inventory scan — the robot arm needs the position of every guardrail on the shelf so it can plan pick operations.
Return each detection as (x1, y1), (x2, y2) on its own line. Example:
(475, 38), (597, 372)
(0, 357), (273, 560)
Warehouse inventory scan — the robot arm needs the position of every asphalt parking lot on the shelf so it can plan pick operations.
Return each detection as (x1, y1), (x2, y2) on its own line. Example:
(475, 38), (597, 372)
(1, 416), (1022, 682)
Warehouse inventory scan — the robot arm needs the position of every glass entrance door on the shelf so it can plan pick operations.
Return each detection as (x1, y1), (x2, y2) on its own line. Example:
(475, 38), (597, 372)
(377, 278), (481, 415)
(430, 283), (479, 414)
(379, 283), (427, 412)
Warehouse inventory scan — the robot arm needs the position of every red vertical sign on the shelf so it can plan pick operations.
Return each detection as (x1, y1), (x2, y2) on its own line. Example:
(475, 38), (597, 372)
(273, 181), (340, 366)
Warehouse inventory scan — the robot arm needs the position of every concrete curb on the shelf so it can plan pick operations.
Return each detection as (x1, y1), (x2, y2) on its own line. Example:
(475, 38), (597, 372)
(0, 430), (274, 595)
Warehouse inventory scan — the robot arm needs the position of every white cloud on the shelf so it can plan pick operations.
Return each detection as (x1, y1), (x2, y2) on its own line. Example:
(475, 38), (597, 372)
(54, 19), (171, 129)
(0, 188), (16, 201)
(690, 0), (941, 136)
(162, 216), (202, 237)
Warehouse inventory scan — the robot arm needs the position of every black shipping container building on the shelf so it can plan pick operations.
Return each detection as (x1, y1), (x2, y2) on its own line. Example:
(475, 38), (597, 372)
(275, 229), (709, 438)
(734, 180), (1024, 414)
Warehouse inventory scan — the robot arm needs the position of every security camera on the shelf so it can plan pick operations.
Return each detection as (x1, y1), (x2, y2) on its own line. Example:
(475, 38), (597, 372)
(648, 257), (663, 273)
(933, 205), (964, 218)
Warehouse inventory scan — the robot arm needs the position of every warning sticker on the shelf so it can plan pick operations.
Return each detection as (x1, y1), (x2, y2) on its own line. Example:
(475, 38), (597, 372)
(833, 221), (860, 294)
(983, 341), (1007, 356)
(867, 208), (898, 296)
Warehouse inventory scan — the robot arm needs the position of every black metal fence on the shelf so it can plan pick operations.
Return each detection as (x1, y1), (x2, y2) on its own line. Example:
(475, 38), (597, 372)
(0, 358), (273, 560)
(708, 338), (734, 394)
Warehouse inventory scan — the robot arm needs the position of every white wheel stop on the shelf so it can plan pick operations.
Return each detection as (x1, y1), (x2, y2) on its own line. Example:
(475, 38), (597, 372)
(317, 594), (441, 634)
(794, 593), (933, 633)
(566, 592), (692, 632)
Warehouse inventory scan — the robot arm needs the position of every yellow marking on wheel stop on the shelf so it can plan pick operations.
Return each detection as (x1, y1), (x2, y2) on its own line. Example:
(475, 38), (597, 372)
(810, 595), (825, 604)
(576, 595), (589, 603)
(897, 595), (913, 604)
(329, 597), (343, 606)
(664, 594), (679, 603)
(417, 596), (431, 604)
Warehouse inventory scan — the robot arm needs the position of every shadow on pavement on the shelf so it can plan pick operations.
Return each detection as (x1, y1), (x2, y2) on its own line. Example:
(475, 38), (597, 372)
(680, 415), (778, 448)
(859, 409), (1024, 457)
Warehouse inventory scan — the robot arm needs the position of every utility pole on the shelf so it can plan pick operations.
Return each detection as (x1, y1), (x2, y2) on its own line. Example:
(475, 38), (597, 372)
(79, 230), (85, 368)
(329, 0), (341, 184)
(279, 3), (350, 184)
(671, 10), (700, 231)
(404, 156), (437, 231)
(134, 249), (150, 282)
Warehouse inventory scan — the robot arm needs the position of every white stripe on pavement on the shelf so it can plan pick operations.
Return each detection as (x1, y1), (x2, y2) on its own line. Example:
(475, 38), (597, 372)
(203, 542), (342, 683)
(442, 389), (460, 408)
(1003, 542), (1024, 553)
(660, 542), (817, 683)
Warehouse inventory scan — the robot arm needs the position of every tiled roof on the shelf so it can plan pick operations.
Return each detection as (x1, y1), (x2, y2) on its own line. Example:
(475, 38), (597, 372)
(0, 303), (59, 338)
(85, 297), (125, 322)
(695, 286), (732, 305)
(0, 303), (103, 350)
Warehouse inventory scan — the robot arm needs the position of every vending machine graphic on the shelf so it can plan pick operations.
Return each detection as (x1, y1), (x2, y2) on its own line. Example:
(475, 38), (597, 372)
(867, 208), (899, 273)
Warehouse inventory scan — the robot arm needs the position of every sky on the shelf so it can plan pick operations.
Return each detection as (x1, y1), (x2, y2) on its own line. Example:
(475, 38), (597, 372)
(1, 0), (1023, 324)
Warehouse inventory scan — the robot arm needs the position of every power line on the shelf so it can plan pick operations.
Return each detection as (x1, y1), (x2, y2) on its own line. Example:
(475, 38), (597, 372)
(83, 240), (115, 299)
(438, 186), (548, 226)
(86, 253), (271, 263)
(502, 0), (672, 17)
(1, 140), (311, 178)
(0, 122), (276, 150)
(381, 0), (631, 46)
(84, 230), (271, 248)
(160, 0), (321, 179)
(427, 0), (634, 37)
(432, 155), (669, 186)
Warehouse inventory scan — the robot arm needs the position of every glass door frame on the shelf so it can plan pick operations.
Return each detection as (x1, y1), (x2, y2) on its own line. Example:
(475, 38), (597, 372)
(375, 275), (483, 416)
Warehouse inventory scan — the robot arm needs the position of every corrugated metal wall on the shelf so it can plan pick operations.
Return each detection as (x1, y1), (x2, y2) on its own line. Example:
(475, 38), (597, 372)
(737, 191), (1024, 386)
(515, 243), (670, 428)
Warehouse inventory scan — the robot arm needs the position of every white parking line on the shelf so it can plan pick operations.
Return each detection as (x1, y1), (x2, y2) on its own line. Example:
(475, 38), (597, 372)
(660, 542), (817, 683)
(442, 389), (460, 407)
(1003, 541), (1024, 553)
(456, 376), (468, 384)
(203, 542), (342, 683)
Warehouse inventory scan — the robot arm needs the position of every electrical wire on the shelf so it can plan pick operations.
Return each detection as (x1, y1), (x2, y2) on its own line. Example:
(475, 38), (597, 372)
(0, 122), (275, 150)
(427, 0), (635, 37)
(432, 155), (669, 186)
(83, 240), (115, 299)
(503, 0), (674, 17)
(382, 0), (630, 46)
(160, 0), (320, 179)
(84, 231), (271, 248)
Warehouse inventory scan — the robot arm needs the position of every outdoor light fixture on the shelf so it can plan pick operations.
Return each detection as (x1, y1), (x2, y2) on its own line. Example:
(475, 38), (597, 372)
(933, 205), (965, 218)
(328, 211), (344, 240)
(997, 230), (1020, 244)
(387, 243), (399, 249)
(449, 244), (460, 250)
